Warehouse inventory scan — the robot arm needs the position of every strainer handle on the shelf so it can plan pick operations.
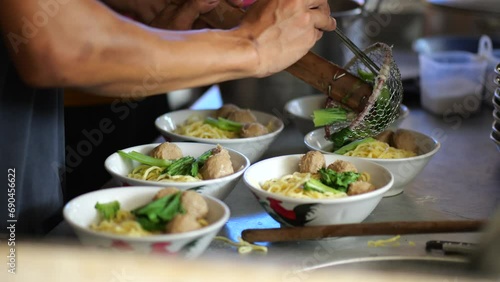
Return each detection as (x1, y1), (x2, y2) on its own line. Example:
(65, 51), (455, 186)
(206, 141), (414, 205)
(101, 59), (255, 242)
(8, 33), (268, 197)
(195, 1), (373, 113)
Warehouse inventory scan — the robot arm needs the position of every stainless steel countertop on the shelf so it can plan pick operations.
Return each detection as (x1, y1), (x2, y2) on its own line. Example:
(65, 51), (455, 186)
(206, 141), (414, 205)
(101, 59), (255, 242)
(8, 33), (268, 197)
(46, 99), (500, 273)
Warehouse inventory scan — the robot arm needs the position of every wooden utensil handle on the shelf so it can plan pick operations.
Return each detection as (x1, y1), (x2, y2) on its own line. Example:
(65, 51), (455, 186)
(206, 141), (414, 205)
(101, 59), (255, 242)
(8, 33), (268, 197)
(199, 2), (372, 113)
(241, 220), (486, 243)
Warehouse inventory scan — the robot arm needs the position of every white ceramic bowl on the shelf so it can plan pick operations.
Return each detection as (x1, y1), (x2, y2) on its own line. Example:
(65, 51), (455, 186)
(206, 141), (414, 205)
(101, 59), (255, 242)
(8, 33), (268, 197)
(243, 154), (393, 227)
(304, 128), (440, 197)
(104, 142), (250, 200)
(63, 186), (230, 258)
(155, 109), (284, 163)
(283, 94), (410, 135)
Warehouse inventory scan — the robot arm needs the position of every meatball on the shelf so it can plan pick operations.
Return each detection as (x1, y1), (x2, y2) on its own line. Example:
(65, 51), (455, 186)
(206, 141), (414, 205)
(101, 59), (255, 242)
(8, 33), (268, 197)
(226, 109), (257, 124)
(199, 146), (234, 180)
(240, 122), (269, 138)
(153, 187), (180, 200)
(298, 151), (325, 173)
(166, 214), (202, 234)
(215, 104), (240, 119)
(347, 181), (375, 196)
(327, 160), (358, 173)
(150, 142), (183, 160)
(375, 130), (394, 144)
(181, 191), (208, 218)
(391, 129), (418, 154)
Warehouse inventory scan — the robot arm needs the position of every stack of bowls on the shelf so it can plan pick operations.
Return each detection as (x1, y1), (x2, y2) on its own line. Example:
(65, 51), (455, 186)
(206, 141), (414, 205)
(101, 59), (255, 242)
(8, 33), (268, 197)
(491, 63), (500, 151)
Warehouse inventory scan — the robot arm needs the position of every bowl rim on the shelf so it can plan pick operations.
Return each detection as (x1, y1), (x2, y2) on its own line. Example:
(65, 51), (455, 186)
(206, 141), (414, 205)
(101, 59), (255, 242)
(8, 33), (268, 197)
(63, 186), (231, 242)
(303, 128), (441, 163)
(154, 109), (285, 144)
(283, 94), (326, 120)
(243, 154), (394, 204)
(283, 95), (409, 121)
(104, 142), (250, 187)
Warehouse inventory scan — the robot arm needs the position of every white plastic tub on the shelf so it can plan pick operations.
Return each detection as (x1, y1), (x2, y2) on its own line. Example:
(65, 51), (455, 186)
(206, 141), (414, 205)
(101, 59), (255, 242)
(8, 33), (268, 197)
(419, 51), (487, 115)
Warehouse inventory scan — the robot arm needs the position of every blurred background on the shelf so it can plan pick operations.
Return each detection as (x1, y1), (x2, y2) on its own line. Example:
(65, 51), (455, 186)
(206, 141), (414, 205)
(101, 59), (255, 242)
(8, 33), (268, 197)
(219, 0), (500, 113)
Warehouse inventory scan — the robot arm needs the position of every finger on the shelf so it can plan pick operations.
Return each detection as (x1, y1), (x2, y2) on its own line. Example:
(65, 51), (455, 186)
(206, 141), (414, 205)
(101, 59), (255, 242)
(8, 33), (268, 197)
(316, 29), (324, 41)
(310, 9), (336, 31)
(313, 1), (330, 15)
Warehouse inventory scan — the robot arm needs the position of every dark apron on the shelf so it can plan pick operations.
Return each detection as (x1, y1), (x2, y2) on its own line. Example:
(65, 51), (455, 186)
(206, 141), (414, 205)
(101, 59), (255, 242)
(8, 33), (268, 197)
(0, 42), (65, 236)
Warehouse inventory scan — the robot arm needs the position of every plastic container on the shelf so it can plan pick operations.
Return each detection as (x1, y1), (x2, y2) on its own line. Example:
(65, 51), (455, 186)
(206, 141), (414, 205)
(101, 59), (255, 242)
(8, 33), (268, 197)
(419, 51), (488, 115)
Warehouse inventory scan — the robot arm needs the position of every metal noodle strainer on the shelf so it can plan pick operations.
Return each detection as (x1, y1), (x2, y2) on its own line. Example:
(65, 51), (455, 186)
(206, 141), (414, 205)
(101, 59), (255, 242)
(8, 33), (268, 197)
(323, 29), (403, 147)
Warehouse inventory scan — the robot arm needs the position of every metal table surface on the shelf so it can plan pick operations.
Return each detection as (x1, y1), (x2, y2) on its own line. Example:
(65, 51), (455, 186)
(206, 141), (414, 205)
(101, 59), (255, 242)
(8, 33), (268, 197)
(200, 102), (500, 266)
(46, 98), (500, 273)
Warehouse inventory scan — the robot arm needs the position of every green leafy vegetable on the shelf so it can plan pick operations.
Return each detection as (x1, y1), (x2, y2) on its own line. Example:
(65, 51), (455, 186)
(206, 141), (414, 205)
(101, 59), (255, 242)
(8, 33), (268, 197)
(204, 117), (243, 132)
(334, 137), (376, 155)
(303, 179), (346, 195)
(312, 108), (352, 127)
(165, 156), (196, 176)
(131, 192), (185, 232)
(329, 128), (356, 151)
(357, 68), (376, 82)
(118, 150), (172, 167)
(119, 148), (214, 178)
(190, 148), (213, 176)
(303, 168), (360, 195)
(317, 168), (360, 193)
(95, 201), (120, 221)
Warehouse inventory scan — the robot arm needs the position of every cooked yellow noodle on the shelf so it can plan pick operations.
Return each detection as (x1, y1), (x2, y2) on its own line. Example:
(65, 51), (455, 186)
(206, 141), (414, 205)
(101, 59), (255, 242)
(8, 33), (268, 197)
(359, 172), (370, 182)
(90, 210), (153, 237)
(261, 172), (348, 199)
(344, 140), (416, 159)
(90, 210), (209, 237)
(175, 115), (238, 139)
(128, 165), (201, 182)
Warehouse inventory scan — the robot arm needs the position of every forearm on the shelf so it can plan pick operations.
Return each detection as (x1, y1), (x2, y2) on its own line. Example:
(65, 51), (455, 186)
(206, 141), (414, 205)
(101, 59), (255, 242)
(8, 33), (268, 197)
(68, 19), (258, 96)
(1, 0), (257, 97)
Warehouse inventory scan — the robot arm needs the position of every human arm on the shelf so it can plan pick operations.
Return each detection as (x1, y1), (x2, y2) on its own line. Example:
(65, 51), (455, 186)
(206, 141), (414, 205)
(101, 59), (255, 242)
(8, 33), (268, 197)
(0, 0), (335, 98)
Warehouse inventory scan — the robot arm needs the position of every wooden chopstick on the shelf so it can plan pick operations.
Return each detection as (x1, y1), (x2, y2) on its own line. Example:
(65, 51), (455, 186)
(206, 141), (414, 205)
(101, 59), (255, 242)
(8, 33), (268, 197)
(241, 220), (486, 243)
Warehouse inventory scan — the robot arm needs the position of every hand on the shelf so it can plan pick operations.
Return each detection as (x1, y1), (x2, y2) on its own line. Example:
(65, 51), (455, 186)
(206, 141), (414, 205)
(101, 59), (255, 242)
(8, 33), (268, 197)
(237, 0), (336, 77)
(148, 0), (247, 30)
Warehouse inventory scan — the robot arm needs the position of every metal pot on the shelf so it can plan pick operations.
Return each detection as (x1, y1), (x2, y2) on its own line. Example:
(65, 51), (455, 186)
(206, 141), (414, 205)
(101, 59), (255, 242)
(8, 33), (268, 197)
(423, 0), (500, 38)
